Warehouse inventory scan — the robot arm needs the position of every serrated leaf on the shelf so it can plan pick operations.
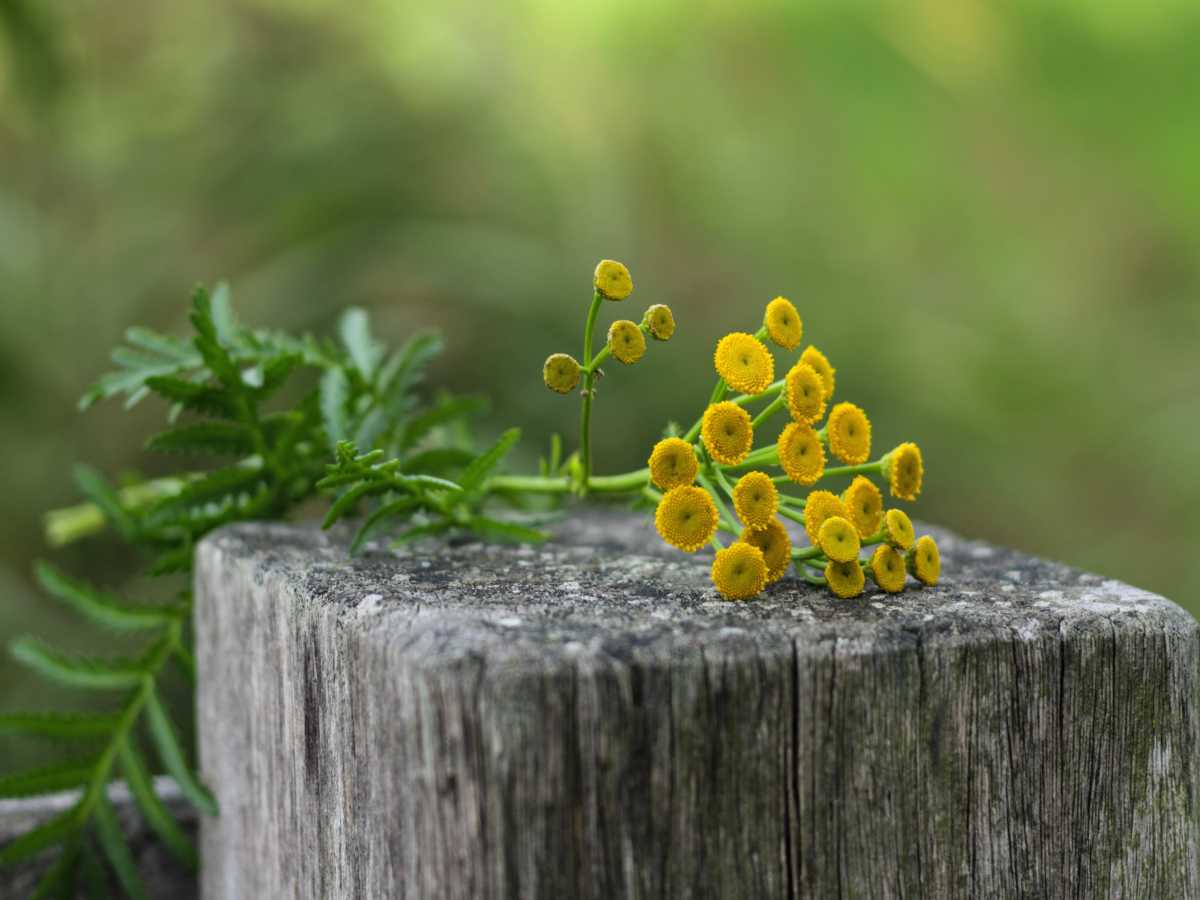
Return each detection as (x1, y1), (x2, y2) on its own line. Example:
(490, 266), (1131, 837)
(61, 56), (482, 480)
(143, 377), (237, 418)
(35, 562), (182, 630)
(349, 497), (422, 556)
(457, 428), (520, 494)
(319, 368), (349, 446)
(0, 711), (121, 740)
(73, 466), (137, 541)
(143, 688), (217, 816)
(145, 422), (255, 456)
(378, 331), (442, 406)
(149, 464), (265, 513)
(256, 352), (300, 399)
(338, 307), (383, 379)
(467, 516), (549, 544)
(0, 804), (80, 866)
(11, 638), (149, 690)
(0, 760), (95, 799)
(124, 327), (197, 363)
(391, 521), (450, 546)
(118, 742), (197, 869)
(399, 447), (475, 474)
(401, 395), (486, 449)
(320, 481), (385, 529)
(93, 791), (147, 900)
(146, 545), (193, 577)
(209, 282), (238, 345)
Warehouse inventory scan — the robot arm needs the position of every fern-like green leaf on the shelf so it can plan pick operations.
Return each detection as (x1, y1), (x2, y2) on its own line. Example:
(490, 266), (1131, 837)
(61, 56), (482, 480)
(92, 791), (147, 900)
(72, 466), (138, 541)
(401, 395), (486, 449)
(0, 804), (80, 866)
(143, 376), (237, 418)
(143, 688), (217, 816)
(349, 497), (422, 556)
(11, 638), (151, 690)
(117, 741), (197, 869)
(0, 759), (95, 799)
(319, 367), (350, 446)
(0, 711), (121, 740)
(467, 516), (549, 544)
(339, 307), (383, 380)
(457, 428), (521, 494)
(35, 562), (183, 631)
(145, 422), (255, 456)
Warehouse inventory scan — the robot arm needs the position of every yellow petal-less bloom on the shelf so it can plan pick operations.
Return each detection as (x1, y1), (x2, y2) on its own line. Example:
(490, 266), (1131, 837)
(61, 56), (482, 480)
(784, 362), (826, 425)
(740, 519), (791, 584)
(826, 402), (872, 465)
(800, 346), (835, 401)
(841, 476), (883, 539)
(645, 304), (675, 341)
(869, 545), (906, 593)
(884, 442), (923, 502)
(803, 490), (848, 544)
(594, 259), (633, 300)
(907, 535), (941, 586)
(882, 508), (915, 551)
(732, 471), (778, 530)
(607, 320), (646, 365)
(654, 486), (719, 553)
(542, 353), (581, 394)
(713, 332), (774, 395)
(764, 297), (802, 350)
(777, 422), (825, 485)
(647, 437), (698, 491)
(701, 402), (754, 466)
(824, 559), (865, 599)
(818, 515), (861, 563)
(711, 541), (768, 600)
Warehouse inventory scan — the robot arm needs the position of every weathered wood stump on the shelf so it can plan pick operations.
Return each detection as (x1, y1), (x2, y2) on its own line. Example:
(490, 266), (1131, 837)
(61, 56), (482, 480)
(194, 510), (1200, 899)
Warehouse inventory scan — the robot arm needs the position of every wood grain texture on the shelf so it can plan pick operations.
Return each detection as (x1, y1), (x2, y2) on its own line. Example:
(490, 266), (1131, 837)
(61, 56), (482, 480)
(194, 510), (1200, 899)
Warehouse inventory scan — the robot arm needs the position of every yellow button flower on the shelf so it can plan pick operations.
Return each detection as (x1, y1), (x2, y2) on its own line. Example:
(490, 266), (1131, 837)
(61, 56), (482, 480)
(711, 541), (768, 600)
(763, 296), (802, 350)
(701, 402), (754, 466)
(777, 422), (825, 485)
(713, 332), (774, 395)
(907, 535), (940, 586)
(607, 320), (646, 365)
(542, 353), (581, 394)
(594, 259), (633, 300)
(740, 519), (791, 584)
(841, 475), (882, 538)
(654, 485), (719, 553)
(800, 346), (835, 401)
(647, 437), (698, 491)
(644, 304), (675, 341)
(824, 559), (864, 599)
(869, 545), (907, 593)
(784, 361), (826, 425)
(803, 489), (847, 545)
(882, 508), (915, 551)
(732, 471), (778, 531)
(826, 402), (872, 465)
(818, 515), (861, 563)
(883, 442), (923, 502)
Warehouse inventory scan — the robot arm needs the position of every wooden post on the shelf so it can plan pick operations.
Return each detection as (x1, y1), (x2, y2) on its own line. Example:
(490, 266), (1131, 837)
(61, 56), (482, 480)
(194, 510), (1200, 899)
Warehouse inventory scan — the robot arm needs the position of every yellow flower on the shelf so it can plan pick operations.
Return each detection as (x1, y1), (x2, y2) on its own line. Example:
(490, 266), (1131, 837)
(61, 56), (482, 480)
(883, 442), (923, 502)
(882, 508), (915, 551)
(763, 297), (802, 350)
(701, 402), (754, 466)
(826, 402), (872, 465)
(732, 471), (778, 530)
(824, 559), (864, 599)
(607, 320), (646, 365)
(869, 545), (906, 593)
(740, 519), (791, 584)
(800, 346), (835, 400)
(841, 476), (882, 538)
(784, 362), (826, 425)
(647, 437), (698, 491)
(654, 485), (719, 553)
(713, 332), (774, 395)
(711, 541), (767, 600)
(907, 535), (941, 586)
(818, 515), (861, 563)
(644, 304), (675, 341)
(594, 259), (633, 300)
(542, 353), (581, 394)
(803, 490), (847, 544)
(777, 422), (825, 485)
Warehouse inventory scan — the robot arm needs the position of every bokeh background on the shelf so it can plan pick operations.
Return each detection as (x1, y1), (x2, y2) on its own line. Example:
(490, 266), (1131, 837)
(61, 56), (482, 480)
(2, 0), (1199, 770)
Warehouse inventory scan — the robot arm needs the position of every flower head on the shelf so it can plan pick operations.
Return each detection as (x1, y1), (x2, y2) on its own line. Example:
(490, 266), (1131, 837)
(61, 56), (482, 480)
(883, 442), (923, 502)
(800, 346), (835, 400)
(818, 515), (861, 563)
(824, 559), (864, 599)
(594, 259), (633, 300)
(732, 471), (778, 530)
(869, 545), (906, 593)
(803, 490), (848, 544)
(841, 476), (883, 538)
(777, 422), (825, 485)
(647, 437), (698, 491)
(826, 402), (872, 465)
(644, 304), (675, 341)
(907, 535), (941, 586)
(882, 508), (915, 551)
(701, 402), (754, 465)
(711, 542), (767, 600)
(785, 362), (826, 426)
(740, 519), (791, 583)
(543, 353), (581, 394)
(714, 332), (774, 395)
(607, 320), (646, 364)
(764, 297), (802, 350)
(654, 485), (719, 553)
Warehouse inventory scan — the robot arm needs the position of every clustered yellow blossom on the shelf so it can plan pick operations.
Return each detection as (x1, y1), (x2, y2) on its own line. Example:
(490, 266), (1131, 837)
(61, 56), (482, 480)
(732, 471), (778, 530)
(841, 476), (882, 538)
(701, 402), (754, 466)
(543, 353), (581, 394)
(764, 297), (802, 350)
(714, 332), (774, 395)
(607, 320), (646, 365)
(740, 519), (791, 583)
(594, 259), (633, 300)
(645, 304), (675, 341)
(711, 541), (767, 600)
(784, 362), (826, 425)
(778, 422), (825, 485)
(826, 402), (871, 465)
(648, 437), (698, 491)
(654, 485), (718, 553)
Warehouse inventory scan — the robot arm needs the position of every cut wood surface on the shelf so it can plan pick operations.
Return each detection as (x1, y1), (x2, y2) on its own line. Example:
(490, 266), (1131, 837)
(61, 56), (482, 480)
(195, 509), (1199, 899)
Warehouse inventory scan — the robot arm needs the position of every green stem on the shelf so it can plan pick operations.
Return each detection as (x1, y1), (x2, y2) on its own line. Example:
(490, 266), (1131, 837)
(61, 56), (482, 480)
(578, 290), (604, 495)
(488, 468), (649, 495)
(698, 472), (738, 533)
(778, 504), (806, 527)
(792, 543), (824, 560)
(751, 395), (785, 430)
(822, 460), (886, 480)
(800, 568), (827, 586)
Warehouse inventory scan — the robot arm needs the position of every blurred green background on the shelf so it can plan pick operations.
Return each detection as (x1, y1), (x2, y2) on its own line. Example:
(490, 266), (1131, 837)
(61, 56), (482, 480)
(2, 0), (1199, 770)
